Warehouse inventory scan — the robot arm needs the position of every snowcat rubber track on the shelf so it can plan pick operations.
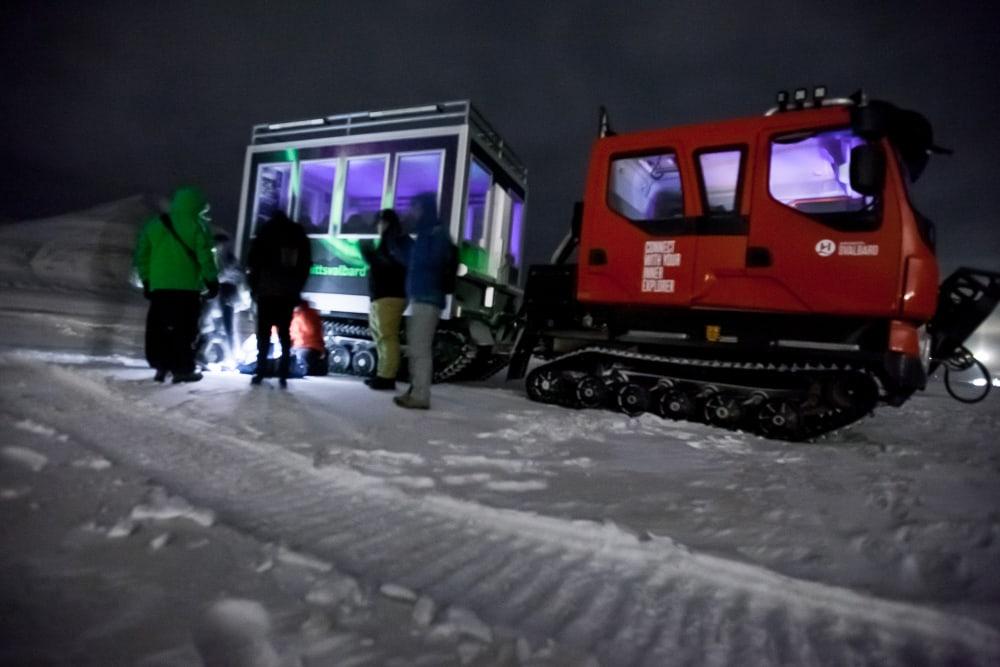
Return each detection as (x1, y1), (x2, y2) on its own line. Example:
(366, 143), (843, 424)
(525, 348), (881, 441)
(322, 317), (477, 383)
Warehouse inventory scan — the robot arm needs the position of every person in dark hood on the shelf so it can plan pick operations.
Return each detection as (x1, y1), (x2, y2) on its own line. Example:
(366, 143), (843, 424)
(133, 186), (220, 383)
(246, 211), (312, 387)
(359, 209), (412, 390)
(392, 192), (457, 409)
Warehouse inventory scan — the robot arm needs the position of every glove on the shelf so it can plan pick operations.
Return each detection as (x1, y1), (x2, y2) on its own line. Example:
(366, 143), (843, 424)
(203, 280), (220, 300)
(142, 282), (152, 300)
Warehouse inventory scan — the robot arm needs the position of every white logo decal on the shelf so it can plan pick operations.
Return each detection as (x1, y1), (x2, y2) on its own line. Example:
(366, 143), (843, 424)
(815, 239), (836, 257)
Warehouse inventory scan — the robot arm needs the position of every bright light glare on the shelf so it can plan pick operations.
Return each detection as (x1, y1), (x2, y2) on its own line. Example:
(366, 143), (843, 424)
(971, 378), (988, 387)
(972, 348), (993, 364)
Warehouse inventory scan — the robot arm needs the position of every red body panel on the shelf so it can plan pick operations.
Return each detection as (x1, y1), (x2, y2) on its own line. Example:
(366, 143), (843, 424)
(577, 106), (939, 331)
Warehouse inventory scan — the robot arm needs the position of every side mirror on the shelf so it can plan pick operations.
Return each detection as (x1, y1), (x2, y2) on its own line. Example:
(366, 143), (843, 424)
(849, 144), (885, 197)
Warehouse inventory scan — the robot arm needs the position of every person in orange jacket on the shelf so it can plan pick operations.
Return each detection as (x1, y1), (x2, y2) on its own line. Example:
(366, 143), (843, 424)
(290, 300), (327, 375)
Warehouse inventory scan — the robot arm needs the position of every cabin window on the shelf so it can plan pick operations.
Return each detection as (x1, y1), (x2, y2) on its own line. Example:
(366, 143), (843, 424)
(696, 150), (743, 214)
(393, 151), (444, 216)
(253, 163), (292, 228)
(339, 156), (388, 236)
(296, 160), (337, 235)
(768, 128), (871, 215)
(608, 152), (684, 222)
(464, 158), (492, 246)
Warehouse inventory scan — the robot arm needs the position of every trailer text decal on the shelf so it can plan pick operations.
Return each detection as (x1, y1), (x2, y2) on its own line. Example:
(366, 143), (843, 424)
(642, 240), (680, 293)
(815, 239), (879, 257)
(310, 265), (368, 278)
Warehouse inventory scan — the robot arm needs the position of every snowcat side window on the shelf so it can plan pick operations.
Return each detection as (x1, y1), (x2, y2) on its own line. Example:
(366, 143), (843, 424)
(768, 128), (876, 217)
(608, 152), (683, 222)
(339, 155), (388, 236)
(253, 163), (293, 229)
(296, 160), (337, 235)
(464, 158), (493, 247)
(393, 151), (445, 217)
(696, 149), (743, 214)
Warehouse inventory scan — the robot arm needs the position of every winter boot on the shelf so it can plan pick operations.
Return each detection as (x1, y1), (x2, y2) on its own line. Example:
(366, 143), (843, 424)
(250, 374), (264, 386)
(153, 369), (168, 383)
(279, 377), (288, 389)
(172, 371), (203, 384)
(365, 376), (396, 391)
(393, 393), (429, 410)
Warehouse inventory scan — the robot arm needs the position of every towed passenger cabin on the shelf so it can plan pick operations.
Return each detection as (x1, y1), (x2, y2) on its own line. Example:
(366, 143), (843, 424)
(235, 101), (527, 380)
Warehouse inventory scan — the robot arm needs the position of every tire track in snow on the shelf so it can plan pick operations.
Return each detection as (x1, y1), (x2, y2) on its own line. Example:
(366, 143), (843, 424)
(6, 358), (1000, 666)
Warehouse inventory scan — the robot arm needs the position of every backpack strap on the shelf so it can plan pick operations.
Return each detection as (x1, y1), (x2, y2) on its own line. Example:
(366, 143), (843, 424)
(160, 213), (200, 267)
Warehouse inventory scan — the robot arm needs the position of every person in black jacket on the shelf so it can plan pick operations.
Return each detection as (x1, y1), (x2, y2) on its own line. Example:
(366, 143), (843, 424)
(359, 209), (412, 390)
(246, 212), (312, 387)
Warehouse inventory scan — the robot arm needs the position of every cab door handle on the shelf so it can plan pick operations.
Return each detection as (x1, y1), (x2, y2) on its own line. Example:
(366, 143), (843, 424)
(746, 246), (772, 267)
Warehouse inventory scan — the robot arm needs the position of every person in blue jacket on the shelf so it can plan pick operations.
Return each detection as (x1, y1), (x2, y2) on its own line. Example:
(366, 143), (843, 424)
(393, 192), (456, 409)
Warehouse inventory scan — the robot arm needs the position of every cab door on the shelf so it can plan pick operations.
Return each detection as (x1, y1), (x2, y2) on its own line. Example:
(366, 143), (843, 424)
(746, 126), (901, 315)
(688, 146), (752, 308)
(578, 142), (697, 307)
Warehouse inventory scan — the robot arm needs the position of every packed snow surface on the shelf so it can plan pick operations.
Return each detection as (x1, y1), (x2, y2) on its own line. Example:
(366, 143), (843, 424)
(1, 198), (999, 664)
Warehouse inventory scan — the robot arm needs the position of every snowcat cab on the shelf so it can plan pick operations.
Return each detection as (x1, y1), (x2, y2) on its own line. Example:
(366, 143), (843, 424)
(236, 101), (526, 380)
(509, 88), (1000, 440)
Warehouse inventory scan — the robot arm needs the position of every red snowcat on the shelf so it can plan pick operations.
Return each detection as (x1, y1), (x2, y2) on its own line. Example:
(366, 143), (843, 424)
(507, 88), (1000, 440)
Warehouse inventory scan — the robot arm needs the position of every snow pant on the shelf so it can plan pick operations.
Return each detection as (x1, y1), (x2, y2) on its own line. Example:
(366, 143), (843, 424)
(292, 347), (327, 376)
(405, 302), (440, 404)
(369, 297), (406, 380)
(145, 290), (202, 375)
(255, 297), (296, 379)
(218, 282), (238, 354)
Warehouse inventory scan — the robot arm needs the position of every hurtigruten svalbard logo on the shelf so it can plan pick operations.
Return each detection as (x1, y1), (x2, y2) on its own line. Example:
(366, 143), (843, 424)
(815, 240), (879, 257)
(815, 239), (836, 257)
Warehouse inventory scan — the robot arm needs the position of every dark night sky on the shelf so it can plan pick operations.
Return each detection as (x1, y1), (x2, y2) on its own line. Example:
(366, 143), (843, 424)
(2, 1), (998, 271)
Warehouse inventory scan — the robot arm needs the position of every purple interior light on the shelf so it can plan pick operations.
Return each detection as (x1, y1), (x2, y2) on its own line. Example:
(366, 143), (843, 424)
(509, 198), (524, 267)
(394, 152), (443, 213)
(341, 156), (386, 234)
(465, 160), (491, 242)
(769, 129), (866, 212)
(298, 161), (336, 234)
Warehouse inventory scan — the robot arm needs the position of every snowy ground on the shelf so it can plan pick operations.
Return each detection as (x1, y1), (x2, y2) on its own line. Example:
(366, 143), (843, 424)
(1, 200), (999, 665)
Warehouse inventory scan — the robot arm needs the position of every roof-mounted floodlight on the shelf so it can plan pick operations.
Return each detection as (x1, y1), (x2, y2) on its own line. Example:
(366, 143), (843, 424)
(813, 85), (827, 107)
(793, 88), (808, 110)
(776, 90), (789, 112)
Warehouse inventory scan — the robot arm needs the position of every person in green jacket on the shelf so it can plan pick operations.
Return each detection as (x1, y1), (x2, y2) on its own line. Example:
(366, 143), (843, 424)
(134, 186), (220, 383)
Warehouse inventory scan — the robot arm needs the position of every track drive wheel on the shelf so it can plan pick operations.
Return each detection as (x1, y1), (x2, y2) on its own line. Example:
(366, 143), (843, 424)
(328, 345), (352, 374)
(756, 398), (804, 440)
(703, 392), (746, 427)
(655, 383), (696, 421)
(572, 375), (607, 409)
(616, 383), (649, 416)
(526, 367), (564, 404)
(351, 347), (377, 377)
